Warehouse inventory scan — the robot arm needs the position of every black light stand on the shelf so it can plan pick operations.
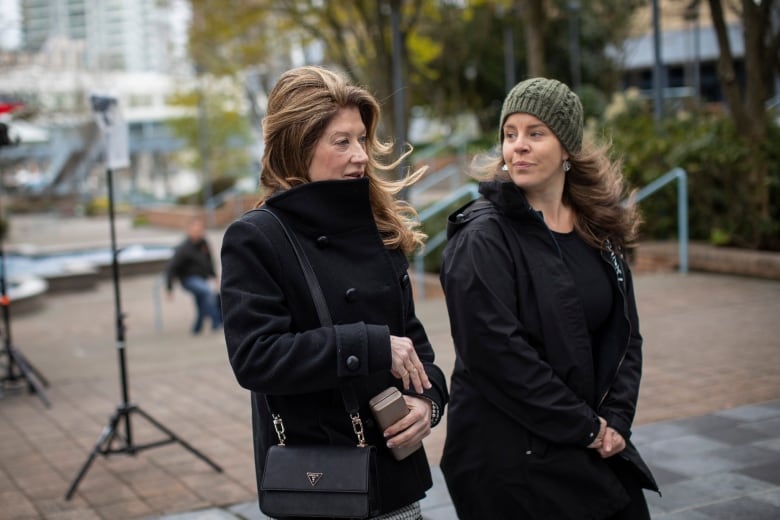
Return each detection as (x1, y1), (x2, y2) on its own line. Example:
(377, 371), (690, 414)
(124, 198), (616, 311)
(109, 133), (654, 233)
(0, 123), (50, 407)
(65, 98), (222, 500)
(0, 240), (51, 407)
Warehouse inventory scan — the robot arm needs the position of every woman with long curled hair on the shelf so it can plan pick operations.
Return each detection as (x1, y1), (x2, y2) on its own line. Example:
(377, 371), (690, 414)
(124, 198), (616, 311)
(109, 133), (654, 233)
(220, 65), (448, 519)
(439, 77), (658, 519)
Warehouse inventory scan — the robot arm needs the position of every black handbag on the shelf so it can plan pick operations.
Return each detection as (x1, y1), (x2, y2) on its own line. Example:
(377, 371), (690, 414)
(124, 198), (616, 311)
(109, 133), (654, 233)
(257, 209), (380, 519)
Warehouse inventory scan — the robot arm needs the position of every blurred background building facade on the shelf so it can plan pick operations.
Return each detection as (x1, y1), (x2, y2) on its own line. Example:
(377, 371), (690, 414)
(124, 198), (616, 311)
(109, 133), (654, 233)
(20, 0), (178, 73)
(0, 0), (777, 227)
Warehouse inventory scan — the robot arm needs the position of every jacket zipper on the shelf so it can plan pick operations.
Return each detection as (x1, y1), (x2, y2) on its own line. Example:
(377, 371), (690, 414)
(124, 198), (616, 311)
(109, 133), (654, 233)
(525, 209), (622, 407)
(528, 208), (563, 259)
(598, 240), (631, 409)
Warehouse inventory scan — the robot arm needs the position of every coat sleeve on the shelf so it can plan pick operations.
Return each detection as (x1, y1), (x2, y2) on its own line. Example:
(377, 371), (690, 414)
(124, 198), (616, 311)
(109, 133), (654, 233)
(164, 243), (183, 291)
(441, 220), (601, 447)
(598, 264), (643, 440)
(401, 280), (449, 422)
(220, 217), (392, 395)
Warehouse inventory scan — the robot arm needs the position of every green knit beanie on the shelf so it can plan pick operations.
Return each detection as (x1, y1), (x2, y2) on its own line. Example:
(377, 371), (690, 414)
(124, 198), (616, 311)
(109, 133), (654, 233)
(499, 77), (583, 154)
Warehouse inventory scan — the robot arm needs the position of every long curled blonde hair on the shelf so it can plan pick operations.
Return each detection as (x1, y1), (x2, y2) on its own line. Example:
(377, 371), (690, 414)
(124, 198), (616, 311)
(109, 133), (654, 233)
(257, 66), (426, 255)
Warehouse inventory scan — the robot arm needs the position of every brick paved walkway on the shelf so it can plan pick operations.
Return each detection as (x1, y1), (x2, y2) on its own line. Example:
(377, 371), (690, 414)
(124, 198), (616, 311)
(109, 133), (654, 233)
(0, 215), (778, 519)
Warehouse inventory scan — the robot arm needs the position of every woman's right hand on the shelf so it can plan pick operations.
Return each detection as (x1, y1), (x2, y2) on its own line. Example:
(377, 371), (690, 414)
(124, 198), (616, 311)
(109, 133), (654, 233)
(587, 416), (608, 449)
(596, 427), (626, 458)
(390, 335), (432, 393)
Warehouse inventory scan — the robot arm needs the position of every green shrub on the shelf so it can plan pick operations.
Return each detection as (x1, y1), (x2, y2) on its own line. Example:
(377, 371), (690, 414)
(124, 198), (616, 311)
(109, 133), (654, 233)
(603, 95), (780, 250)
(84, 196), (131, 215)
(132, 212), (150, 227)
(175, 175), (237, 206)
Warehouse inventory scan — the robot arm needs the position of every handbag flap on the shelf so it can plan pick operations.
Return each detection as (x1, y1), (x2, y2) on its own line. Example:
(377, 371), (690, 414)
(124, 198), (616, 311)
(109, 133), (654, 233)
(261, 445), (374, 493)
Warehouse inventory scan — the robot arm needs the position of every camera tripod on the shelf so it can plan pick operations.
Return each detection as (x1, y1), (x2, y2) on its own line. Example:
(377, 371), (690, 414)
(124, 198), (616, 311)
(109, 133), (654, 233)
(0, 243), (51, 407)
(64, 166), (222, 500)
(0, 137), (50, 407)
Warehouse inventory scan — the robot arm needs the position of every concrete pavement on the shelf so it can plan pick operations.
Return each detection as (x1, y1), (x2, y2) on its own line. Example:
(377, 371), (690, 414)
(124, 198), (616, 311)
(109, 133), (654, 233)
(0, 214), (779, 519)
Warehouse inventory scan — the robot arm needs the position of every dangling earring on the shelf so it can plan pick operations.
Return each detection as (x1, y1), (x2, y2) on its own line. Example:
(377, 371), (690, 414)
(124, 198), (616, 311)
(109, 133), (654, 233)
(501, 163), (508, 171)
(562, 159), (571, 172)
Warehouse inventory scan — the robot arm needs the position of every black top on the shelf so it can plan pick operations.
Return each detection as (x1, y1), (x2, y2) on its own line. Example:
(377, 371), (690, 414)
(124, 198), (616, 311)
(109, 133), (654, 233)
(552, 229), (613, 336)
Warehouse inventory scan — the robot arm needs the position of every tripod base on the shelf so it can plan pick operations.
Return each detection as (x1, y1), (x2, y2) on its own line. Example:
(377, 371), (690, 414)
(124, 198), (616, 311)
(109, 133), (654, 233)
(1, 344), (50, 407)
(65, 401), (223, 500)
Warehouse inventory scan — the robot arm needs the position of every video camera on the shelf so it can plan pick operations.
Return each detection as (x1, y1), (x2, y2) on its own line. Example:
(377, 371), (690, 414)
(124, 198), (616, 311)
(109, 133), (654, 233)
(90, 94), (118, 126)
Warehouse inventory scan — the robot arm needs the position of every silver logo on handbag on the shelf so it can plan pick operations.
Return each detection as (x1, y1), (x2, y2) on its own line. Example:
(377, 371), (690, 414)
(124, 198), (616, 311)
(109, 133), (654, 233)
(307, 472), (323, 486)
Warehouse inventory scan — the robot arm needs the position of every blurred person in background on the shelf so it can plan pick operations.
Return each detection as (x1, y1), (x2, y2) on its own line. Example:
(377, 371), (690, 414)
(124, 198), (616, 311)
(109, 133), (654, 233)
(165, 217), (221, 334)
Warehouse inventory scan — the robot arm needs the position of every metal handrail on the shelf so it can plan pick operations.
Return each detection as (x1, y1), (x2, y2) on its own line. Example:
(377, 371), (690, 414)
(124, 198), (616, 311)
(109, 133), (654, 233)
(408, 164), (460, 206)
(153, 274), (165, 333)
(631, 167), (689, 274)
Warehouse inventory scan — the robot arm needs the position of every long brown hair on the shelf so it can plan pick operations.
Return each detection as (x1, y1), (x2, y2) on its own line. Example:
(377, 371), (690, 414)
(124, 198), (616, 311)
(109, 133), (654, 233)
(564, 139), (640, 250)
(478, 137), (640, 250)
(257, 66), (426, 254)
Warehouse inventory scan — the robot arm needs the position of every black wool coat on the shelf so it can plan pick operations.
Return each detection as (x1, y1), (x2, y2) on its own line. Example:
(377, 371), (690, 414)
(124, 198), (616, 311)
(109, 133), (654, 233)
(439, 180), (657, 520)
(220, 178), (448, 515)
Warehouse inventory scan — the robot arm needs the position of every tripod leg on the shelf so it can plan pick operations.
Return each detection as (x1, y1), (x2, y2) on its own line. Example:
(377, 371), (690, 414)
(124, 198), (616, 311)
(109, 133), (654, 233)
(7, 346), (50, 407)
(64, 410), (124, 500)
(12, 348), (50, 387)
(133, 406), (223, 473)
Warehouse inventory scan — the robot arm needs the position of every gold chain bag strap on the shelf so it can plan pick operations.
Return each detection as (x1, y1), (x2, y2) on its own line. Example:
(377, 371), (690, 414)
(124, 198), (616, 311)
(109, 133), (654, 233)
(257, 209), (379, 519)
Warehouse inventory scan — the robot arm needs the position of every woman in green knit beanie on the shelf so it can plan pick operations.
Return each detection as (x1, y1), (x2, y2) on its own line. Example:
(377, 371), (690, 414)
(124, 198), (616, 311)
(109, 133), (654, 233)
(439, 77), (658, 519)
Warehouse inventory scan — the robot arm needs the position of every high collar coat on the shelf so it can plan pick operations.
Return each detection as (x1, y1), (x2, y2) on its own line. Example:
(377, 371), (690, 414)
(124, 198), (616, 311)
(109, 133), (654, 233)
(220, 178), (448, 515)
(439, 180), (657, 519)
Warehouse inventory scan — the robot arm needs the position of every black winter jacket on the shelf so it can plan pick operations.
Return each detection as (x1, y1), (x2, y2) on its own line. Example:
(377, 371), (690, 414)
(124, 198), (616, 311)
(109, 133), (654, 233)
(439, 180), (657, 519)
(220, 178), (448, 515)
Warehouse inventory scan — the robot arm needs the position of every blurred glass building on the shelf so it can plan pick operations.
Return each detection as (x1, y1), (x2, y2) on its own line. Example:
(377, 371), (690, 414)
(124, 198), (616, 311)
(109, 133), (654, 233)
(20, 0), (175, 73)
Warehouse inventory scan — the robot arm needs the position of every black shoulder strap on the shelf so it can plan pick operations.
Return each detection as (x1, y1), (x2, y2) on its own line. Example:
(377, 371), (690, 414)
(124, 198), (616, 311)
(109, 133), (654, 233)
(259, 209), (331, 327)
(258, 209), (360, 416)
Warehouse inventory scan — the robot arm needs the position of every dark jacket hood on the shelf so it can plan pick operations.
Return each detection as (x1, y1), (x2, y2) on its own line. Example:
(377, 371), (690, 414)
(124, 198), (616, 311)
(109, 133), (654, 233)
(446, 180), (534, 239)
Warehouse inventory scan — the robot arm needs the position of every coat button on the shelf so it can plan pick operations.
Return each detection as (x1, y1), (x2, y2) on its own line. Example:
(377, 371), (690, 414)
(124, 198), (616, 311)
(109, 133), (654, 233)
(316, 236), (329, 248)
(455, 213), (465, 223)
(346, 355), (360, 371)
(401, 274), (410, 287)
(345, 288), (358, 302)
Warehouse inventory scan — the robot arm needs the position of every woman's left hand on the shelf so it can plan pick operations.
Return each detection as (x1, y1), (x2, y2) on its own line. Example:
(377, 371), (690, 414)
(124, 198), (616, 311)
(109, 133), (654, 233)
(597, 427), (626, 458)
(383, 396), (432, 450)
(389, 335), (431, 393)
